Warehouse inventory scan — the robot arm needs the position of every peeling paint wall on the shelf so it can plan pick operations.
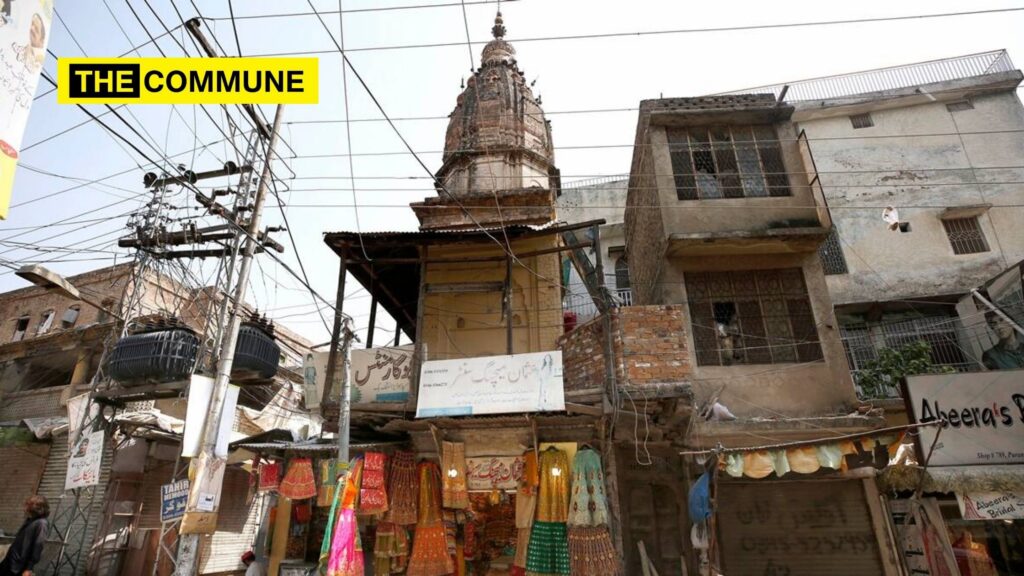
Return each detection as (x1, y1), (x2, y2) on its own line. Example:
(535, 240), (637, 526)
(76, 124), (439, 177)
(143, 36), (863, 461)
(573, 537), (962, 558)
(797, 88), (1024, 305)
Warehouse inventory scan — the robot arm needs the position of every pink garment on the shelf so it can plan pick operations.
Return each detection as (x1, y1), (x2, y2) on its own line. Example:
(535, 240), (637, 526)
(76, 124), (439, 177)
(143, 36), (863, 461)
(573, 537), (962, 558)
(327, 508), (364, 576)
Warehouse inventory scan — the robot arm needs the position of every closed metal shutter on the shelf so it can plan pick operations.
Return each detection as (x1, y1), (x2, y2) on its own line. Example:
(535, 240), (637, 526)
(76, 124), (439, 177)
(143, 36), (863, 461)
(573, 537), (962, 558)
(0, 444), (50, 533)
(138, 459), (177, 529)
(198, 467), (264, 575)
(717, 480), (883, 576)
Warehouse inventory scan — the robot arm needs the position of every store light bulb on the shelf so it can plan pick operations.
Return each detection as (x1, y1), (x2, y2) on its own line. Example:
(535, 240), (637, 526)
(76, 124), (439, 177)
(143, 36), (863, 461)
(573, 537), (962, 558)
(447, 468), (459, 478)
(551, 467), (562, 477)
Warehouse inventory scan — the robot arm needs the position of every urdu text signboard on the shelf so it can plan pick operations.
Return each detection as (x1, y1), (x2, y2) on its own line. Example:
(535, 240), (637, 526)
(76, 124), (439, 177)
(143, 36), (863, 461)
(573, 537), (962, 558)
(905, 370), (1024, 467)
(303, 346), (413, 408)
(415, 351), (564, 418)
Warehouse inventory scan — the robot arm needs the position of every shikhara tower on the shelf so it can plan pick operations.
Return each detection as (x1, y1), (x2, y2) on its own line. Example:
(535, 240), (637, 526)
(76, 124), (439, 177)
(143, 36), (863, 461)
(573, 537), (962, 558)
(412, 12), (560, 231)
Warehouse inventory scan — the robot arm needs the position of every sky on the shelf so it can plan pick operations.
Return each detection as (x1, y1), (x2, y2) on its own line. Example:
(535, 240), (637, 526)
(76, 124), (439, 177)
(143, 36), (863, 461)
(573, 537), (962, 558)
(2, 0), (1024, 344)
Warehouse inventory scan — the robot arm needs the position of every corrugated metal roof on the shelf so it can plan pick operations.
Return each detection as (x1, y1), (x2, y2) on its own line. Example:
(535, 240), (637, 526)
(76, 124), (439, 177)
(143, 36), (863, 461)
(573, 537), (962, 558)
(235, 440), (407, 453)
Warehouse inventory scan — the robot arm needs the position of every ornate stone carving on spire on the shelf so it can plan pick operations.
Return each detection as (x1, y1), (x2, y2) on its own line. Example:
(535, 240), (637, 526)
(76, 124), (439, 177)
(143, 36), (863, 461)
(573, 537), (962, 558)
(411, 11), (559, 231)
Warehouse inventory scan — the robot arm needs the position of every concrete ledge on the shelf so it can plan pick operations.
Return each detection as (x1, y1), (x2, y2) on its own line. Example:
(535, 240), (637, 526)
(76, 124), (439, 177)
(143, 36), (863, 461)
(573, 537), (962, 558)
(688, 414), (887, 449)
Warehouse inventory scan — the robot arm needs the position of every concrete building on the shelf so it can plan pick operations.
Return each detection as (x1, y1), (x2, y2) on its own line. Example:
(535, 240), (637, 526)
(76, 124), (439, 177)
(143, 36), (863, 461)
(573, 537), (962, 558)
(556, 176), (630, 323)
(622, 94), (892, 575)
(722, 49), (1024, 395)
(0, 264), (313, 575)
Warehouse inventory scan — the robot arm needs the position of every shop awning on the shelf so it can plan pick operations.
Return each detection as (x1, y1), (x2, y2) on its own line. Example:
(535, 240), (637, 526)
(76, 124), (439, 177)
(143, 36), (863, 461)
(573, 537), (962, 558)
(879, 464), (1024, 493)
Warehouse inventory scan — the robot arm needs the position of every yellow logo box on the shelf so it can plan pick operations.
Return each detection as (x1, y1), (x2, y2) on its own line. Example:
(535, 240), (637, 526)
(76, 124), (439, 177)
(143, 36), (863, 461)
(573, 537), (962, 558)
(57, 58), (318, 104)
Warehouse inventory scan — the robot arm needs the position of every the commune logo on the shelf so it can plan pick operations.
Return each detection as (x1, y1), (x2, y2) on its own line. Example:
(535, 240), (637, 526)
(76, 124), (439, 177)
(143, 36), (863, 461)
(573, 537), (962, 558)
(57, 58), (318, 104)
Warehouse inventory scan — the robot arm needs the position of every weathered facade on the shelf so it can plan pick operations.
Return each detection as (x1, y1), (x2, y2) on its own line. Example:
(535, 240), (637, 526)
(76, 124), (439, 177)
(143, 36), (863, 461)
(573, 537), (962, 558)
(621, 94), (893, 576)
(0, 264), (313, 576)
(724, 50), (1024, 400)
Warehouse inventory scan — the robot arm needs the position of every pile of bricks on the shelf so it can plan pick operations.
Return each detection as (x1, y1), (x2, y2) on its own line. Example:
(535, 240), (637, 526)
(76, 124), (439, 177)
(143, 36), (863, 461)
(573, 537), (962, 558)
(558, 304), (691, 391)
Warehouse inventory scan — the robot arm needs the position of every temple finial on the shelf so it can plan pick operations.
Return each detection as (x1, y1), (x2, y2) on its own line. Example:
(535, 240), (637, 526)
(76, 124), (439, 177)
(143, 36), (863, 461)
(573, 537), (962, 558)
(491, 11), (506, 39)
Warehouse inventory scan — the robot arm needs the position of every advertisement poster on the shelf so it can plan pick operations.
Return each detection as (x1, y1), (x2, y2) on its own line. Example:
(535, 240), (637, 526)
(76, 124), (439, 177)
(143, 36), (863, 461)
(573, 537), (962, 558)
(160, 479), (190, 523)
(65, 429), (103, 490)
(0, 0), (54, 218)
(416, 351), (564, 418)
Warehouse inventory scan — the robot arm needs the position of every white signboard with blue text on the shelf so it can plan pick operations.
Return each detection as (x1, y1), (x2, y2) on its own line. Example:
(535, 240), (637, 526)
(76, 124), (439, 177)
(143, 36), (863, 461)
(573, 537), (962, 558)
(906, 370), (1024, 467)
(416, 351), (564, 418)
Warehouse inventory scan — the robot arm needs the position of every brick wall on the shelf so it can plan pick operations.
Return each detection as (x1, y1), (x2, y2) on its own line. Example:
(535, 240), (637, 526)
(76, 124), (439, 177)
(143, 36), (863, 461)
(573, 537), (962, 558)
(624, 120), (666, 306)
(559, 305), (691, 392)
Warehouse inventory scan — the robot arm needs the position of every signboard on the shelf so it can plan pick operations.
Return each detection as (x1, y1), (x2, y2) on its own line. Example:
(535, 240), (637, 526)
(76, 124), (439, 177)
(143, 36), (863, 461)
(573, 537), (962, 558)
(181, 375), (239, 458)
(160, 479), (190, 522)
(65, 429), (103, 490)
(351, 345), (413, 403)
(956, 491), (1024, 520)
(303, 346), (413, 408)
(416, 351), (564, 418)
(905, 370), (1024, 466)
(466, 456), (525, 490)
(0, 0), (54, 219)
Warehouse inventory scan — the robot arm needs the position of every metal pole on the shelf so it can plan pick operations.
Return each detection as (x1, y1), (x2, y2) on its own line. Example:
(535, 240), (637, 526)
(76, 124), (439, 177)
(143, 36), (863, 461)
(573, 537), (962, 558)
(337, 325), (355, 462)
(175, 104), (285, 576)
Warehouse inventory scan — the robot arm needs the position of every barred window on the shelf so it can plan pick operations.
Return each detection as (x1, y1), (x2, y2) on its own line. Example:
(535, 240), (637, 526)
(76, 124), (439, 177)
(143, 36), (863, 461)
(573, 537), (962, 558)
(850, 113), (874, 129)
(667, 125), (790, 200)
(818, 229), (848, 275)
(942, 217), (989, 255)
(686, 269), (823, 366)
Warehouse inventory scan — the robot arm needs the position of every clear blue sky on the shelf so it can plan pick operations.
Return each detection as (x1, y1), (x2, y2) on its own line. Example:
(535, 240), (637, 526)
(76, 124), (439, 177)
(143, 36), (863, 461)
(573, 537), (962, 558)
(2, 0), (1024, 343)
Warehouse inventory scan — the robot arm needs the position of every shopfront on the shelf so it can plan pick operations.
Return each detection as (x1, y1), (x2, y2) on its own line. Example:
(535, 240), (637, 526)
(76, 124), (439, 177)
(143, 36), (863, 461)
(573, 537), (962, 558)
(242, 412), (620, 576)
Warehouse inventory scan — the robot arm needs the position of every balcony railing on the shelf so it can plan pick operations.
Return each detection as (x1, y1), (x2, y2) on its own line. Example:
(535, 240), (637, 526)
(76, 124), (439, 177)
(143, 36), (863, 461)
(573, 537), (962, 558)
(840, 316), (983, 400)
(719, 50), (1015, 102)
(564, 288), (633, 324)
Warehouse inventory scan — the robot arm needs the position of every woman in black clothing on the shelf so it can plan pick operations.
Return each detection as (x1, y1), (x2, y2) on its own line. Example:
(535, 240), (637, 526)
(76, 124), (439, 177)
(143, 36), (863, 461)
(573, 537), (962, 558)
(0, 496), (49, 576)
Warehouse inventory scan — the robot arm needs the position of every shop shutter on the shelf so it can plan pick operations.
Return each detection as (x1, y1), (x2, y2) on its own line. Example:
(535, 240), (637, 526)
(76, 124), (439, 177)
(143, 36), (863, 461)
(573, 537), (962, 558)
(37, 433), (113, 576)
(0, 444), (50, 533)
(198, 467), (264, 575)
(138, 459), (177, 529)
(717, 480), (883, 576)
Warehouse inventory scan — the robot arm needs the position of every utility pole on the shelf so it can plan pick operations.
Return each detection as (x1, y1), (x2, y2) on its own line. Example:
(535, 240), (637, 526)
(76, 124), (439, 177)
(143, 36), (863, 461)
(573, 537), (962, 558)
(174, 104), (285, 575)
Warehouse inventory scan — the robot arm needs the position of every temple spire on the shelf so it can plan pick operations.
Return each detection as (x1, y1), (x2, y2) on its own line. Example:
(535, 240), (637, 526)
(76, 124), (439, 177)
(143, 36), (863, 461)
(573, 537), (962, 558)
(492, 11), (506, 39)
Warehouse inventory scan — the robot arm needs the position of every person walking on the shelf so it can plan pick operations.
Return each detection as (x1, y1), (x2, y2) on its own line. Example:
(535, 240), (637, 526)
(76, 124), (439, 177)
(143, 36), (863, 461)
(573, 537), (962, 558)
(0, 496), (49, 576)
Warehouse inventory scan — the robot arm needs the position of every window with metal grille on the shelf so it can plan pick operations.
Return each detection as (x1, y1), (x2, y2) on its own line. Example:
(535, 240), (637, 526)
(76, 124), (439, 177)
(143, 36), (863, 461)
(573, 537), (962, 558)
(667, 125), (790, 200)
(946, 100), (974, 112)
(850, 113), (874, 129)
(686, 269), (823, 366)
(818, 229), (848, 275)
(942, 217), (989, 254)
(840, 315), (978, 398)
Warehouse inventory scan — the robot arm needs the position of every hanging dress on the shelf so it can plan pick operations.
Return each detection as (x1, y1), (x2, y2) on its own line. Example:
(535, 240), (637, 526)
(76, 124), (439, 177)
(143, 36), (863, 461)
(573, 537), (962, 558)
(279, 457), (318, 500)
(512, 449), (539, 576)
(386, 451), (420, 526)
(525, 447), (570, 576)
(566, 448), (618, 575)
(407, 461), (454, 576)
(441, 441), (469, 509)
(327, 459), (365, 576)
